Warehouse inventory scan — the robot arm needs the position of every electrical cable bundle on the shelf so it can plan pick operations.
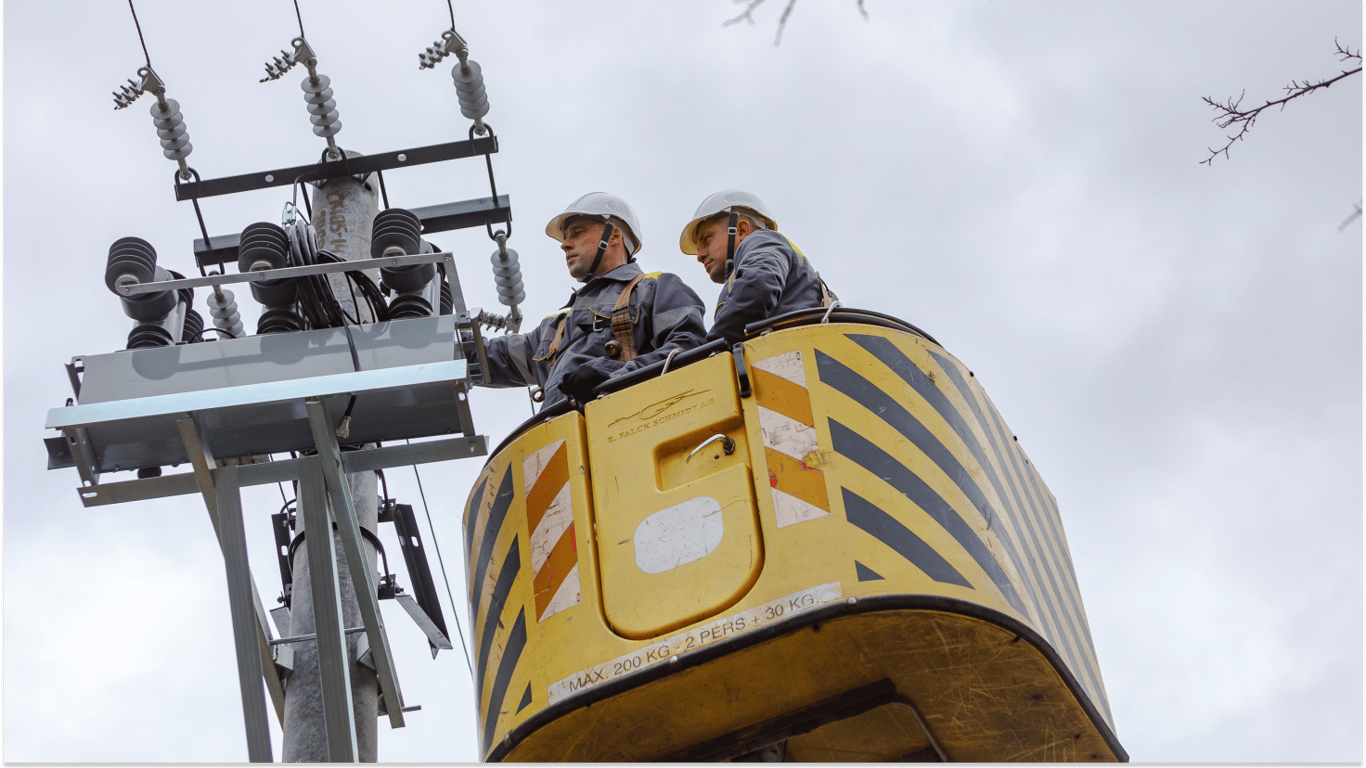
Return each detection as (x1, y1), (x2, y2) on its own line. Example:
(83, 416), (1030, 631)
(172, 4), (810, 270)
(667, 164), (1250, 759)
(287, 218), (391, 327)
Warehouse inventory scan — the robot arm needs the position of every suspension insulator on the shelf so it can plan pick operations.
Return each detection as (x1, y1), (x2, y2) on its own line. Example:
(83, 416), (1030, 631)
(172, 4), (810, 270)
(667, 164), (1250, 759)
(490, 245), (525, 307)
(206, 288), (245, 340)
(371, 208), (434, 292)
(439, 279), (454, 315)
(149, 98), (192, 161)
(257, 306), (306, 335)
(106, 237), (176, 321)
(451, 59), (489, 122)
(388, 294), (433, 320)
(181, 308), (205, 343)
(301, 73), (341, 139)
(127, 323), (175, 350)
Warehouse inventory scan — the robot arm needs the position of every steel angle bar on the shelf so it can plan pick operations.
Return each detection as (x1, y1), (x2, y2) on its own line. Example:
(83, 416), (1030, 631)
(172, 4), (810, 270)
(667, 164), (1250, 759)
(297, 454), (359, 762)
(305, 399), (406, 730)
(214, 464), (275, 763)
(122, 252), (454, 296)
(72, 437), (488, 507)
(174, 136), (499, 201)
(395, 594), (453, 658)
(74, 471), (198, 507)
(178, 418), (289, 723)
(339, 436), (488, 473)
(194, 195), (510, 269)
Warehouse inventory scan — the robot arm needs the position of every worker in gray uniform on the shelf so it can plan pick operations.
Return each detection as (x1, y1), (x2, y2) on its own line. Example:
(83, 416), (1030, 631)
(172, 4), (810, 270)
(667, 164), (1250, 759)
(481, 192), (706, 407)
(679, 190), (834, 347)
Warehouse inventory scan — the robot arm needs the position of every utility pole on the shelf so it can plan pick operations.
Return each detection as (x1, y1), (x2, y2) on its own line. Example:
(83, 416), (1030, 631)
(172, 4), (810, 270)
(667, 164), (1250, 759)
(47, 18), (514, 763)
(282, 160), (382, 762)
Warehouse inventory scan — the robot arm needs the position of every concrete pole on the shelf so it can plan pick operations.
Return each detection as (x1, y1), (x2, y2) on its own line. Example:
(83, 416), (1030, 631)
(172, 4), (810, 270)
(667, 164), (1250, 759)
(282, 158), (383, 762)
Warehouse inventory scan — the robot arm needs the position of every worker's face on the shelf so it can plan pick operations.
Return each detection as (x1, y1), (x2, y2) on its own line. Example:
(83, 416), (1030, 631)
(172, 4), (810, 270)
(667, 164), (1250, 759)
(694, 216), (751, 284)
(562, 218), (614, 279)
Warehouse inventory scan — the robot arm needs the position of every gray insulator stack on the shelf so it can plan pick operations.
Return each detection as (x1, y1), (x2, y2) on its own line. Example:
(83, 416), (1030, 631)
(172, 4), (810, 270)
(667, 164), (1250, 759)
(206, 288), (245, 340)
(490, 243), (525, 307)
(149, 98), (192, 161)
(452, 58), (489, 133)
(302, 74), (341, 139)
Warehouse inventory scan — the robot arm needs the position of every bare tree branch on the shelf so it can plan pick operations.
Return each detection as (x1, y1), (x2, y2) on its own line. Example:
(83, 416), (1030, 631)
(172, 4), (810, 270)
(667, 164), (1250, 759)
(724, 0), (868, 47)
(1201, 38), (1362, 165)
(1339, 202), (1362, 232)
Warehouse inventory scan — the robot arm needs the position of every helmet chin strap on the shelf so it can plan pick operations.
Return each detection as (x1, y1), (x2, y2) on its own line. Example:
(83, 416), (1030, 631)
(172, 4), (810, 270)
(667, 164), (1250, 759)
(579, 220), (616, 283)
(723, 211), (740, 278)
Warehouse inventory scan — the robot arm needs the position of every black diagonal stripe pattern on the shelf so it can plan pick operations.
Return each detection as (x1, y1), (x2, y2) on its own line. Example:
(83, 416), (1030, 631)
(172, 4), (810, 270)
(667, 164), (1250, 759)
(843, 488), (970, 588)
(827, 417), (1025, 613)
(482, 608), (528, 757)
(516, 684), (533, 714)
(921, 345), (1108, 718)
(844, 335), (1047, 616)
(464, 475), (489, 561)
(469, 466), (515, 602)
(476, 536), (521, 702)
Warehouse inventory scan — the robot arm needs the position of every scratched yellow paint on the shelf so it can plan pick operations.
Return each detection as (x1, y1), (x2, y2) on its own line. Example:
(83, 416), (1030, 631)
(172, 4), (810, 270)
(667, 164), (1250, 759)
(465, 322), (1123, 762)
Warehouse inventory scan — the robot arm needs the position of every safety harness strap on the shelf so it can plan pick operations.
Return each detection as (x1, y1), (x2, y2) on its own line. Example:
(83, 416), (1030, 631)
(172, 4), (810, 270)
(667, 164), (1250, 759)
(609, 273), (649, 361)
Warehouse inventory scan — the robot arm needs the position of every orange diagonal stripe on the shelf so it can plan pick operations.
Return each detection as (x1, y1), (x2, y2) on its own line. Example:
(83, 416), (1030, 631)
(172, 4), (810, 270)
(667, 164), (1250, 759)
(533, 523), (578, 620)
(753, 367), (814, 428)
(764, 446), (830, 511)
(524, 443), (569, 534)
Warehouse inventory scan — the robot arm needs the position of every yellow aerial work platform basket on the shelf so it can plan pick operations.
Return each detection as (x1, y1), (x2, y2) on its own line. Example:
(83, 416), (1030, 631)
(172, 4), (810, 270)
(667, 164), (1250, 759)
(462, 309), (1125, 762)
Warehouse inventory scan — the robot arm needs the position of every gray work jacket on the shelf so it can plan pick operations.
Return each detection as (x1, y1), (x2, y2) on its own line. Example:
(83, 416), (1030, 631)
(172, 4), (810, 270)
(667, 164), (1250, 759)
(706, 230), (829, 346)
(481, 262), (706, 407)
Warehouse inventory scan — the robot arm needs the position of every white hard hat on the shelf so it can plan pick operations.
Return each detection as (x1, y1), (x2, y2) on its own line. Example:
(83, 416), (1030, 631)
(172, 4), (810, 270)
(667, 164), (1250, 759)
(545, 191), (642, 255)
(678, 190), (777, 255)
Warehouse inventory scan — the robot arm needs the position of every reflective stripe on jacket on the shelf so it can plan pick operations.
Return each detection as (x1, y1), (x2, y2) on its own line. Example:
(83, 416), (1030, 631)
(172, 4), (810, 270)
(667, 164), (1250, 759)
(481, 262), (706, 407)
(706, 230), (826, 346)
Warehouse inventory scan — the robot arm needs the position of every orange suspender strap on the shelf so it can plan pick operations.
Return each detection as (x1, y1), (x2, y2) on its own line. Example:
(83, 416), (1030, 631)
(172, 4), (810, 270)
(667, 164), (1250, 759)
(609, 273), (649, 362)
(544, 313), (568, 365)
(818, 276), (836, 308)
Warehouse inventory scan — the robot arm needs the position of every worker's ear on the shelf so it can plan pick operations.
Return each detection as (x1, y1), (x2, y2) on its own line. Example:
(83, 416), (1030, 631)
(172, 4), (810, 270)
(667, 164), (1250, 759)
(735, 217), (754, 238)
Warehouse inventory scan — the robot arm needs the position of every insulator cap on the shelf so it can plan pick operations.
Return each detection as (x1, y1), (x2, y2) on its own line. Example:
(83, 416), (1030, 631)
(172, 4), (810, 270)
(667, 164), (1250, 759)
(127, 323), (175, 350)
(372, 208), (434, 293)
(181, 309), (205, 343)
(388, 294), (433, 320)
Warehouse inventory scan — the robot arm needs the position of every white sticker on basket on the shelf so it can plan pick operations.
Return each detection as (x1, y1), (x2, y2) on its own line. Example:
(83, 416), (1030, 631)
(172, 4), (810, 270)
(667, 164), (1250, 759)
(546, 582), (843, 705)
(634, 496), (724, 574)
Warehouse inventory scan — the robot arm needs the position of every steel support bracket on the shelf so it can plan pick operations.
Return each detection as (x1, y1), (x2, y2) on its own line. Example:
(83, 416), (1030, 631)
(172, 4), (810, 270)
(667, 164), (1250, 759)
(305, 398), (407, 730)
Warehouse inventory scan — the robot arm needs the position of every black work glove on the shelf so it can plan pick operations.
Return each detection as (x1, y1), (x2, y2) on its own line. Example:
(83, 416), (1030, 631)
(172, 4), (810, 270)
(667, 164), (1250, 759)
(559, 365), (612, 403)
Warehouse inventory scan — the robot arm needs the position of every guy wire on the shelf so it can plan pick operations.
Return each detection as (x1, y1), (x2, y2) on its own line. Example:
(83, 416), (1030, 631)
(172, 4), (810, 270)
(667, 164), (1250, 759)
(408, 443), (474, 675)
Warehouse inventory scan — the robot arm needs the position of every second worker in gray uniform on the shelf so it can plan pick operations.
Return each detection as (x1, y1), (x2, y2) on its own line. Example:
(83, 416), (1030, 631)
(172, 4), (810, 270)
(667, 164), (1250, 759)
(481, 192), (706, 407)
(679, 190), (832, 347)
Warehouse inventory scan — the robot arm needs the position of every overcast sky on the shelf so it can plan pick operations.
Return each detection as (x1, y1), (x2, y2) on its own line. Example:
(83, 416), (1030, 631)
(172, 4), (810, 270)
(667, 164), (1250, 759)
(4, 0), (1361, 762)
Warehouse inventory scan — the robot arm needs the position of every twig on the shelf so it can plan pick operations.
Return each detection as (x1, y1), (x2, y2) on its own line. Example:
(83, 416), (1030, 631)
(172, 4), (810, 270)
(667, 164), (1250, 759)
(1201, 38), (1362, 165)
(1339, 202), (1362, 233)
(724, 0), (868, 47)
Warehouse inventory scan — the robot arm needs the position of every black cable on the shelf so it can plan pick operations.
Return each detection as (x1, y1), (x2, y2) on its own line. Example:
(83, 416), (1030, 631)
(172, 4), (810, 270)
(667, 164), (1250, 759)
(446, 0), (456, 30)
(292, 0), (306, 38)
(376, 170), (391, 210)
(175, 168), (214, 277)
(127, 0), (152, 67)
